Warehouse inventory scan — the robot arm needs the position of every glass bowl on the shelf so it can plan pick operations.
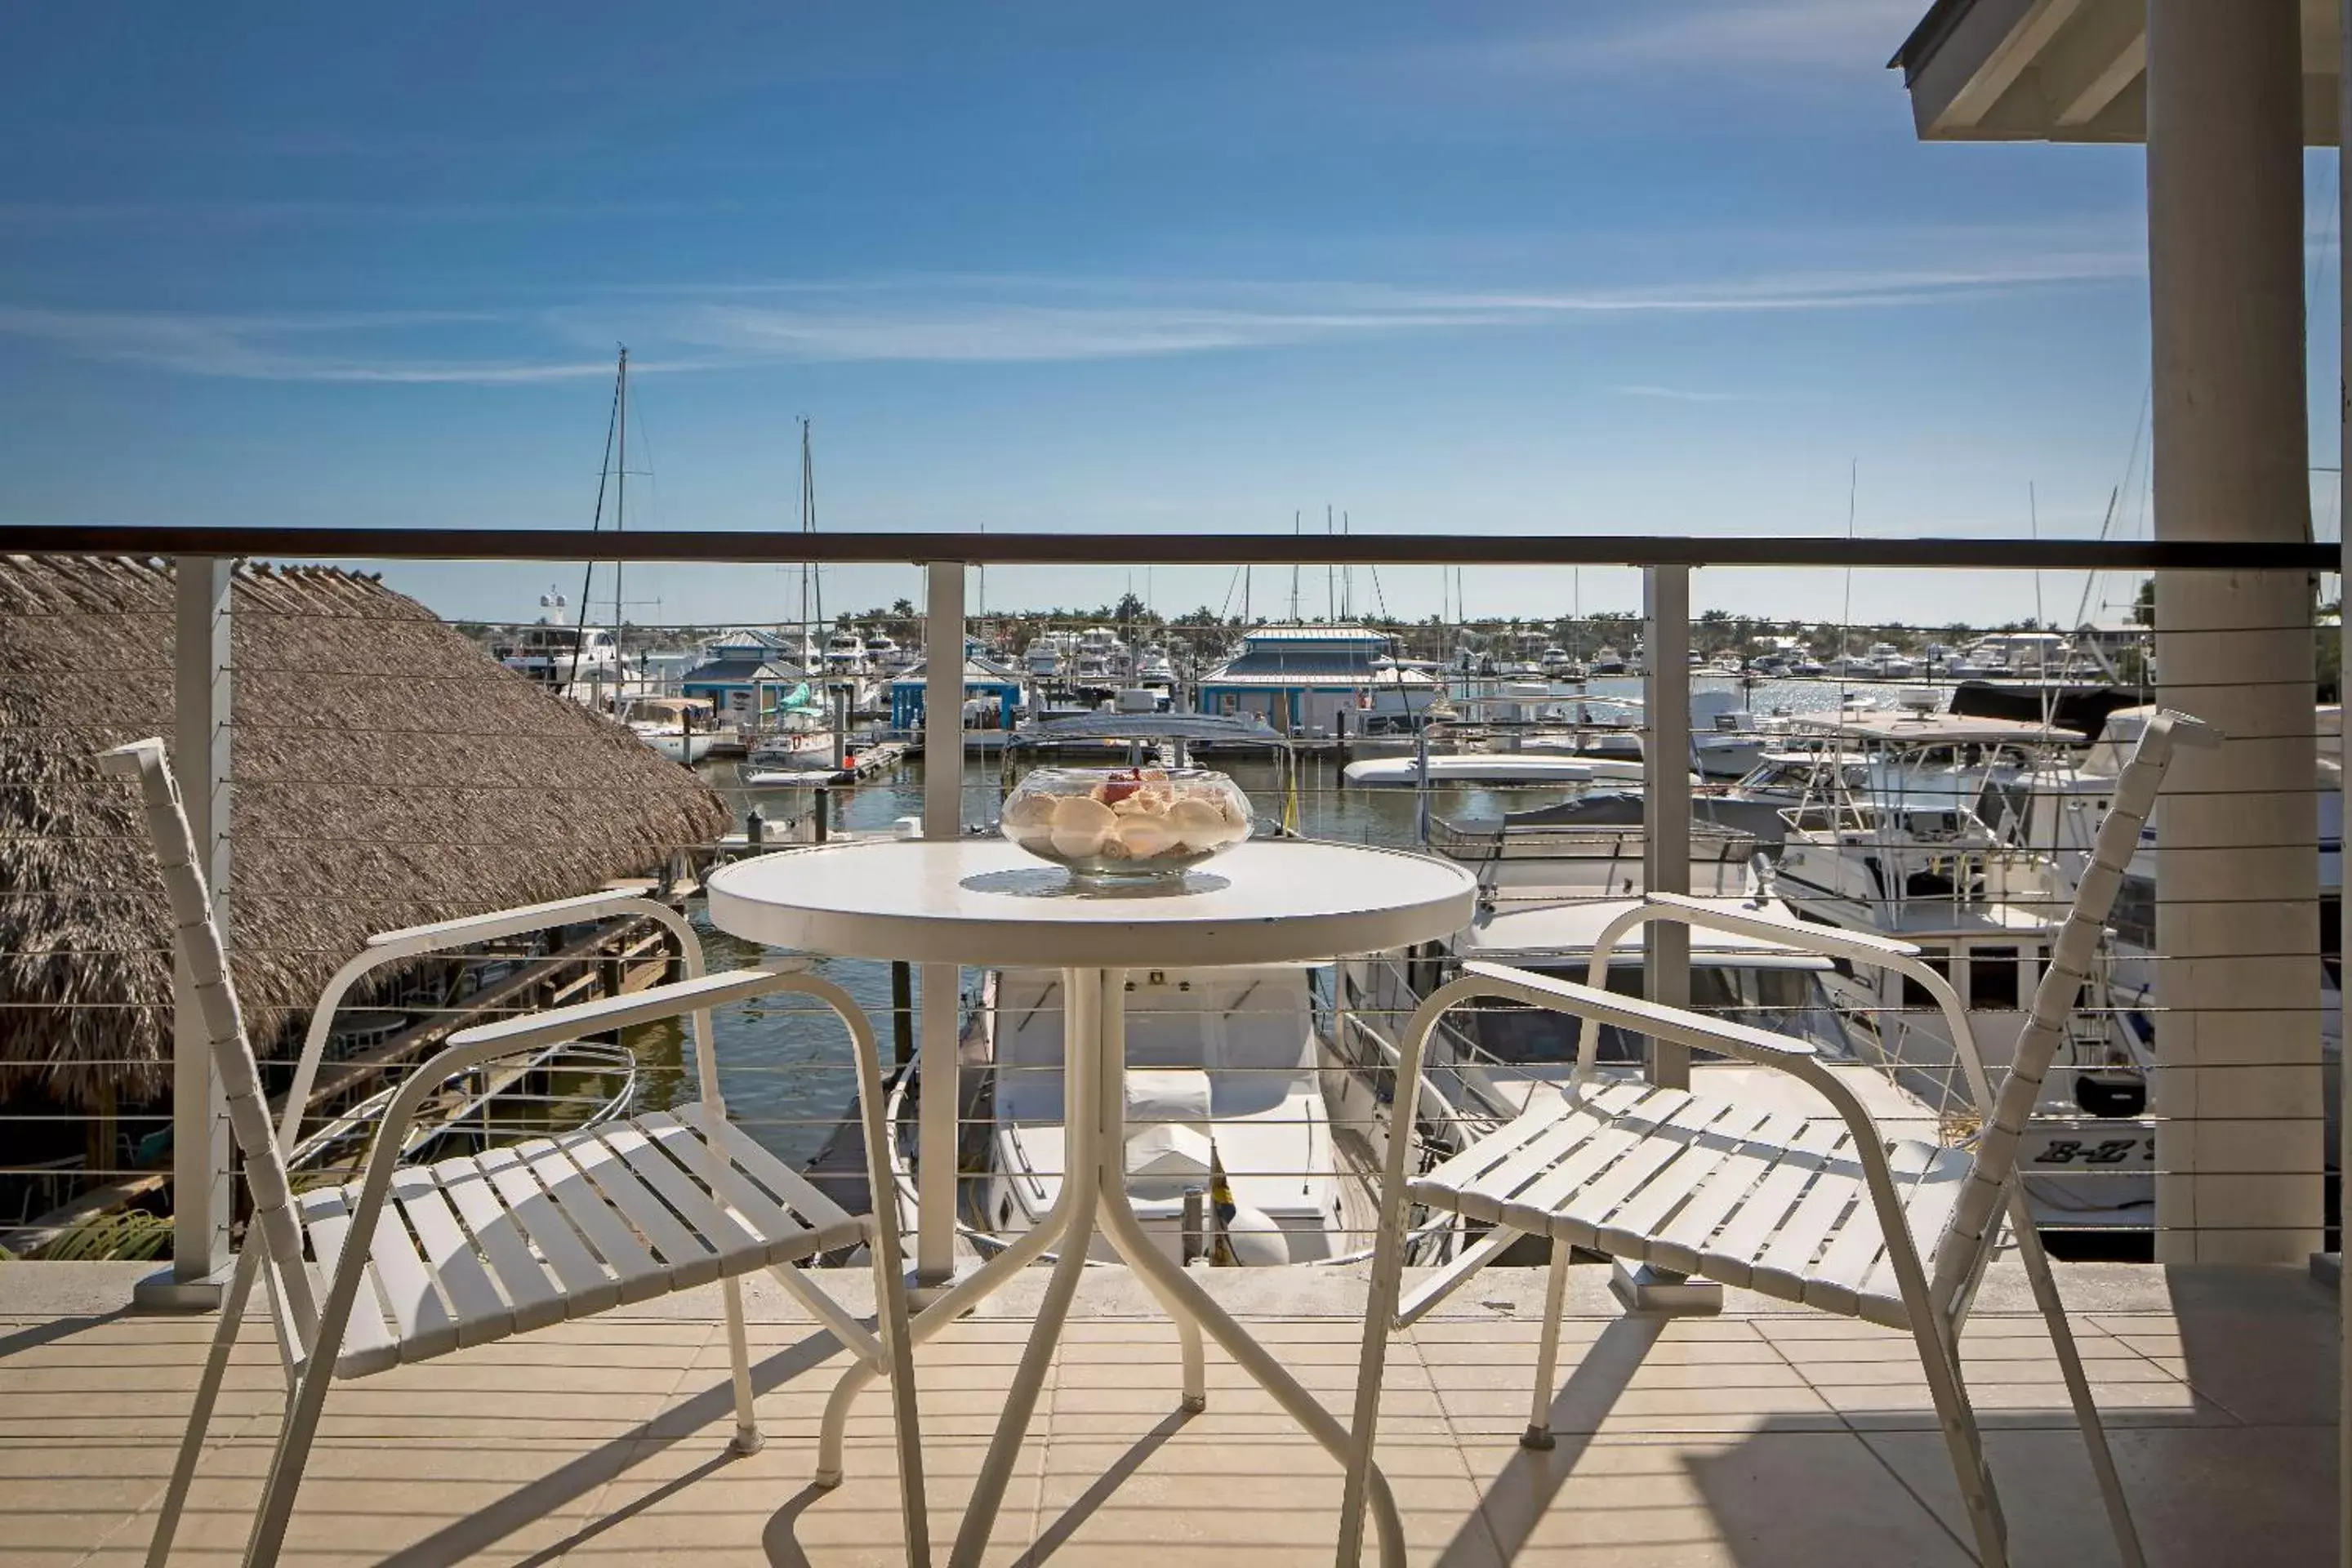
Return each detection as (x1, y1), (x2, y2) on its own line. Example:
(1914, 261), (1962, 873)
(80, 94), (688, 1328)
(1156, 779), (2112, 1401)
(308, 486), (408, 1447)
(999, 766), (1253, 883)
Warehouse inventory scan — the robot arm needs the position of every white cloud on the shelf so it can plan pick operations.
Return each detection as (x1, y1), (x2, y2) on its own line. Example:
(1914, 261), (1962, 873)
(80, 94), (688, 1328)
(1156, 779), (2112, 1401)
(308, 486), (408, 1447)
(0, 251), (2140, 383)
(1608, 384), (1763, 403)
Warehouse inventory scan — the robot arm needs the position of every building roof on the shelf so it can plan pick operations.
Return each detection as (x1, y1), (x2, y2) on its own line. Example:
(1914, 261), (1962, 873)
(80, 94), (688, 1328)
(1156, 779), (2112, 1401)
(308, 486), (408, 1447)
(0, 555), (728, 1110)
(1200, 663), (1439, 688)
(890, 657), (1022, 688)
(1892, 0), (2340, 145)
(681, 656), (813, 686)
(1236, 624), (1391, 644)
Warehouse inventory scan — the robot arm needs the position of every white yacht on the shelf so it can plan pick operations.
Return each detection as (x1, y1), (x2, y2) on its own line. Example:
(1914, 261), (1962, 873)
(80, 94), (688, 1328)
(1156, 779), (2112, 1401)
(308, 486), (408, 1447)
(1331, 824), (1945, 1248)
(496, 618), (630, 698)
(1133, 644), (1178, 688)
(972, 965), (1374, 1265)
(1024, 634), (1070, 679)
(824, 627), (868, 675)
(1767, 718), (2157, 1227)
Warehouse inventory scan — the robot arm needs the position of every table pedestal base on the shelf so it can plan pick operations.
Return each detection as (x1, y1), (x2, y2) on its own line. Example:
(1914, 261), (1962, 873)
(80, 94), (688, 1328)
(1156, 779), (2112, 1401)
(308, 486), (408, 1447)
(814, 966), (1405, 1568)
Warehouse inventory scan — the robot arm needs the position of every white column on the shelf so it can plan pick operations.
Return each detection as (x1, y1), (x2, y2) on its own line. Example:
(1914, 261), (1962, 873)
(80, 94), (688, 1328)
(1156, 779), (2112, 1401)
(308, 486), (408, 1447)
(2148, 0), (2324, 1264)
(1643, 567), (1692, 1089)
(141, 557), (234, 1308)
(917, 562), (966, 1285)
(2337, 5), (2350, 1555)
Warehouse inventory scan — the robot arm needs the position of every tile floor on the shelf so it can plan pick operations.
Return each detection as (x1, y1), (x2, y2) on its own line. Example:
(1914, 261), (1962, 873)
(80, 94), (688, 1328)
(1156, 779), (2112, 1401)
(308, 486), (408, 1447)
(0, 1261), (2333, 1566)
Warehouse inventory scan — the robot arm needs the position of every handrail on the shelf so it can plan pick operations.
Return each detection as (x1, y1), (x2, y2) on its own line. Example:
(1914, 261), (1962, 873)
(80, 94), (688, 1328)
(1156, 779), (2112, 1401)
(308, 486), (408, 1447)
(2, 522), (2331, 571)
(278, 890), (709, 1153)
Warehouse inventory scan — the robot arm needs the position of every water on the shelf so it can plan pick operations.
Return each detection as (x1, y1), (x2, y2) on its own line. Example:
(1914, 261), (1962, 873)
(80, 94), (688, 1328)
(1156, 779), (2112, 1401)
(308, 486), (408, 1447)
(630, 676), (1939, 1169)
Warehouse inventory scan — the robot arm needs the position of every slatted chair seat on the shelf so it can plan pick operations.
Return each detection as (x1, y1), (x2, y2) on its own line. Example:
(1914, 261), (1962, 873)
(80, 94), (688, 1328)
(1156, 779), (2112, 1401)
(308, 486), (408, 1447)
(1409, 1081), (1973, 1331)
(103, 737), (930, 1568)
(297, 1105), (872, 1378)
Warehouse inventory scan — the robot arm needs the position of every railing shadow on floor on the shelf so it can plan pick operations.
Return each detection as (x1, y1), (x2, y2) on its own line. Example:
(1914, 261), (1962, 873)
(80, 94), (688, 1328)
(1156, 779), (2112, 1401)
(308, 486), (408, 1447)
(1008, 1406), (1196, 1568)
(374, 1329), (849, 1568)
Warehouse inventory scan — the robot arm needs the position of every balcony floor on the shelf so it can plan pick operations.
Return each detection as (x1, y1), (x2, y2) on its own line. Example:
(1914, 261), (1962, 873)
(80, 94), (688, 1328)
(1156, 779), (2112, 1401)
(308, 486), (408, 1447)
(2, 1260), (2335, 1567)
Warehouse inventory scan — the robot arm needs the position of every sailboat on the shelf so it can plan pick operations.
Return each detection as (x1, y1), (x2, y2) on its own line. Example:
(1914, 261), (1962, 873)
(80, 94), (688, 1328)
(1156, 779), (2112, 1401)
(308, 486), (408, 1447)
(506, 348), (647, 715)
(745, 421), (847, 780)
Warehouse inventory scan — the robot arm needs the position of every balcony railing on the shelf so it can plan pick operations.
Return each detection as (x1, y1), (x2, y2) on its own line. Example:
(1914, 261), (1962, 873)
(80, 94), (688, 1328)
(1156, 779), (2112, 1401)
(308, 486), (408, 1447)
(0, 523), (2336, 1300)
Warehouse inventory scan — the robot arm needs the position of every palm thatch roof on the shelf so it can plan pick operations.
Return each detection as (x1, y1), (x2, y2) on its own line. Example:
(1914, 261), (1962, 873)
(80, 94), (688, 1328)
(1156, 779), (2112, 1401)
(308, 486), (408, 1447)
(0, 555), (728, 1110)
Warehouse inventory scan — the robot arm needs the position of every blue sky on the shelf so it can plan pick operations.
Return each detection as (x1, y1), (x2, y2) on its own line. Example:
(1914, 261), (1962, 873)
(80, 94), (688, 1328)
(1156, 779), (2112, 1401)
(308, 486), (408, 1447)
(1, 2), (2338, 628)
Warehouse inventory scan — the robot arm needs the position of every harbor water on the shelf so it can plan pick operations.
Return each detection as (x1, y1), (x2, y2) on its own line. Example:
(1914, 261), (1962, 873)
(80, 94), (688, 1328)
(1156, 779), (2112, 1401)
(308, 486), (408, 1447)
(635, 677), (1937, 1168)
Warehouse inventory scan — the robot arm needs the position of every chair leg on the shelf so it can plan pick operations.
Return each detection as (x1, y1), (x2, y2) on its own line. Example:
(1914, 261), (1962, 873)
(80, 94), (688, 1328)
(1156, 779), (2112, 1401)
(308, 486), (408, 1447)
(2005, 1187), (2144, 1568)
(721, 1275), (763, 1456)
(870, 1223), (931, 1568)
(242, 1353), (336, 1568)
(1904, 1311), (2008, 1568)
(147, 1245), (265, 1567)
(1339, 1177), (1414, 1568)
(1521, 1236), (1573, 1450)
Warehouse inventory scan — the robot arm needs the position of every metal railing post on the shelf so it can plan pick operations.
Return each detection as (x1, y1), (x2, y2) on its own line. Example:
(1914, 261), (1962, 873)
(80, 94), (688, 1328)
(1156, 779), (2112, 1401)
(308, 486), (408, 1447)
(137, 557), (234, 1311)
(916, 561), (965, 1290)
(1642, 564), (1692, 1087)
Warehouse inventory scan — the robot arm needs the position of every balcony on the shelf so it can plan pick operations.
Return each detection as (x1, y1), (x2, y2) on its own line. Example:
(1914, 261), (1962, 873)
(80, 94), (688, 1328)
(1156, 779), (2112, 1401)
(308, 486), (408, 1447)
(0, 524), (2337, 1564)
(2, 1258), (2332, 1566)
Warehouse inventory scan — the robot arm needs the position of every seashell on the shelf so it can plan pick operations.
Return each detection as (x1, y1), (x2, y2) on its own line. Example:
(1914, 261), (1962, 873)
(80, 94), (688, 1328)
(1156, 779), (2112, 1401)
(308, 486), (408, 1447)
(1001, 793), (1055, 832)
(1049, 795), (1116, 858)
(1165, 798), (1224, 851)
(1115, 814), (1177, 858)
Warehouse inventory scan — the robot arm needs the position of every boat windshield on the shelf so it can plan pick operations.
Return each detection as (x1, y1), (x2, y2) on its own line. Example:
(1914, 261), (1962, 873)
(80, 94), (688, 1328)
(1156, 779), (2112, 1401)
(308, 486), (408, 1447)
(1464, 963), (1852, 1064)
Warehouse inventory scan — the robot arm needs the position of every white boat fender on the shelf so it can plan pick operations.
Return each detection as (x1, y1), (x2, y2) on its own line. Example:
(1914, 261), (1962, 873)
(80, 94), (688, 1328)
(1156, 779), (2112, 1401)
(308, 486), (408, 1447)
(1221, 1203), (1291, 1267)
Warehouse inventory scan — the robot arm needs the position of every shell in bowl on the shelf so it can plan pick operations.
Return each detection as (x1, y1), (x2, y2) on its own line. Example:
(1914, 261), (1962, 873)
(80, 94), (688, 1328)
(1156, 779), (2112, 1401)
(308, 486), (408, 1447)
(999, 766), (1253, 882)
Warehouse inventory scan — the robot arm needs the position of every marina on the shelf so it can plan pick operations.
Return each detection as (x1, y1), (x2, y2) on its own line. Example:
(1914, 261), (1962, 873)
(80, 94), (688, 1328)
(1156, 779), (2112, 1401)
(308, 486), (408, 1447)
(7, 3), (2350, 1564)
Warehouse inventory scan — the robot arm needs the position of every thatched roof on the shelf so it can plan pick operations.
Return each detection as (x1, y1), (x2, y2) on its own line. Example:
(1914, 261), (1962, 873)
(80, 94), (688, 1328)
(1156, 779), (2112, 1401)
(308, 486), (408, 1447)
(0, 556), (728, 1109)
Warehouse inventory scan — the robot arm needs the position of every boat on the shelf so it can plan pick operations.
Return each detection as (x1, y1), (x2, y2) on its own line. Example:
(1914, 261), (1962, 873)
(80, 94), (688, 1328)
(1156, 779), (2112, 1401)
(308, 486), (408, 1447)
(1984, 703), (2343, 1169)
(1024, 633), (1071, 680)
(494, 616), (630, 697)
(1766, 715), (2157, 1227)
(1330, 822), (1945, 1252)
(1133, 644), (1178, 688)
(619, 695), (717, 765)
(824, 628), (869, 678)
(1690, 689), (1768, 780)
(972, 964), (1375, 1265)
(1588, 645), (1627, 675)
(1342, 753), (1640, 788)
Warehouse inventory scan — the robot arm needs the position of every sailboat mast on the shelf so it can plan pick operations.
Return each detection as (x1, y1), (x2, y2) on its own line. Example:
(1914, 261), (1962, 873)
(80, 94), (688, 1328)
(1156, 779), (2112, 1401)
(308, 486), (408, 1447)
(804, 418), (823, 635)
(613, 346), (628, 669)
(1290, 510), (1301, 621)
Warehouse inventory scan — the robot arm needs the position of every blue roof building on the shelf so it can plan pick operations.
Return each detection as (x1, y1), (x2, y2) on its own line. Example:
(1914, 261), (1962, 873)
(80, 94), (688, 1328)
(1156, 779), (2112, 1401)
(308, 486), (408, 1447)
(1196, 625), (1439, 735)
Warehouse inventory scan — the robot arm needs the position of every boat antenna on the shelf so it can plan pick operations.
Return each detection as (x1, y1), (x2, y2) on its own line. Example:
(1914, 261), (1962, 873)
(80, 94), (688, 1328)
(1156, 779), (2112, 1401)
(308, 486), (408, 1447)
(567, 346), (625, 700)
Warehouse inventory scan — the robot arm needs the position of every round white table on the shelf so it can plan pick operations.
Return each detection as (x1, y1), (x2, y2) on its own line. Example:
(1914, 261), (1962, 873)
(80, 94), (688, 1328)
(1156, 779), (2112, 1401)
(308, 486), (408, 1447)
(706, 837), (1477, 1568)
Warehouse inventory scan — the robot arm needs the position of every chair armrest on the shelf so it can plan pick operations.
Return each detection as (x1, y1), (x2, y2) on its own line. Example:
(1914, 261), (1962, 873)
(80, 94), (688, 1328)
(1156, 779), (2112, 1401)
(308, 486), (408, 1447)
(1642, 891), (1923, 964)
(365, 890), (666, 949)
(443, 960), (813, 1056)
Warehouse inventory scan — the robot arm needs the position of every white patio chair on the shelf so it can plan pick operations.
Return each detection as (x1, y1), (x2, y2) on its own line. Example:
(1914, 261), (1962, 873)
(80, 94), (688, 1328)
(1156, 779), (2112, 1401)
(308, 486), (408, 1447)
(102, 739), (929, 1568)
(1340, 710), (2213, 1568)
